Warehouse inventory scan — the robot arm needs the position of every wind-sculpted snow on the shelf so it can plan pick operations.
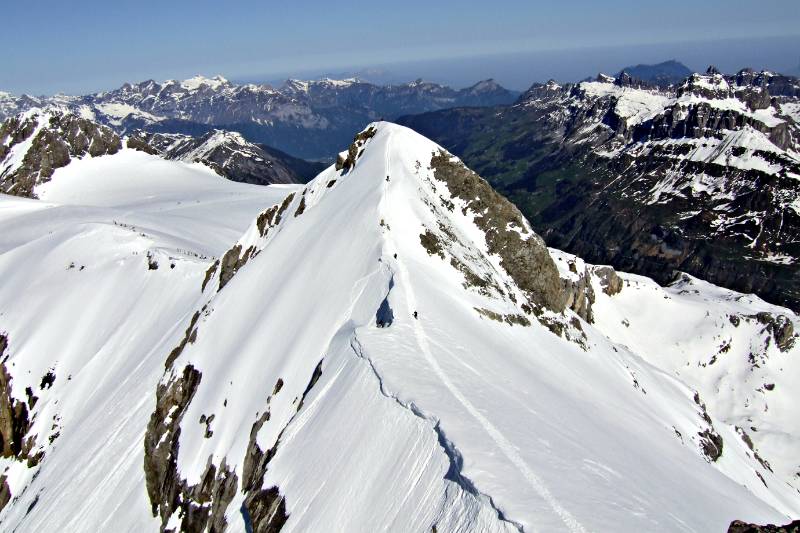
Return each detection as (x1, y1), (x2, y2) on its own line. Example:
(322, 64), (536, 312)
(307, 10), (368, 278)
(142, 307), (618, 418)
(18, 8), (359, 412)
(0, 156), (295, 531)
(0, 122), (797, 531)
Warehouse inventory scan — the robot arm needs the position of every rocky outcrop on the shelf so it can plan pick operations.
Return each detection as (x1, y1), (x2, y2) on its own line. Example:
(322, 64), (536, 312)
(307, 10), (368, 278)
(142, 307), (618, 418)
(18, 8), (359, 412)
(560, 262), (595, 322)
(218, 244), (256, 292)
(144, 360), (241, 532)
(0, 110), (121, 197)
(0, 475), (11, 512)
(128, 130), (300, 185)
(752, 312), (796, 352)
(694, 392), (723, 462)
(430, 150), (565, 312)
(594, 266), (623, 296)
(0, 334), (37, 464)
(728, 519), (800, 532)
(335, 125), (377, 172)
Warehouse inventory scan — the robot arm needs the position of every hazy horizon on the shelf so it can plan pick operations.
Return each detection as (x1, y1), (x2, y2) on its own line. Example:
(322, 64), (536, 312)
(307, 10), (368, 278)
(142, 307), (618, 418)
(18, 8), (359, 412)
(1, 0), (798, 95)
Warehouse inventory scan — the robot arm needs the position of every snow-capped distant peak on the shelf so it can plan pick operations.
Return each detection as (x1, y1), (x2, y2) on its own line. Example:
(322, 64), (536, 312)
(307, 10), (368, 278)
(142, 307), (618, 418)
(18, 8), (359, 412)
(179, 75), (229, 91)
(596, 73), (616, 83)
(283, 78), (310, 92)
(316, 77), (360, 87)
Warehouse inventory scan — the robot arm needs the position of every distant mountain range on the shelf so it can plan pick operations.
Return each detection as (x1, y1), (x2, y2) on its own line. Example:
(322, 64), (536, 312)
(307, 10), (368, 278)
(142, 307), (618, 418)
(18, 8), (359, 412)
(616, 59), (692, 86)
(0, 109), (311, 196)
(0, 76), (519, 159)
(399, 67), (800, 310)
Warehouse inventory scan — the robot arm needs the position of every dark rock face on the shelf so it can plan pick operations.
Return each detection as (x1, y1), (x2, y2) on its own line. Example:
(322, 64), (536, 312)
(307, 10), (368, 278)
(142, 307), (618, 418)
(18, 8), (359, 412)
(0, 333), (48, 512)
(144, 361), (240, 532)
(144, 364), (200, 523)
(429, 150), (566, 312)
(128, 130), (301, 185)
(594, 266), (623, 296)
(0, 475), (11, 512)
(335, 126), (376, 171)
(241, 408), (288, 533)
(728, 519), (800, 532)
(399, 69), (800, 311)
(0, 110), (121, 197)
(218, 244), (255, 292)
(0, 334), (37, 465)
(752, 312), (796, 352)
(694, 392), (724, 462)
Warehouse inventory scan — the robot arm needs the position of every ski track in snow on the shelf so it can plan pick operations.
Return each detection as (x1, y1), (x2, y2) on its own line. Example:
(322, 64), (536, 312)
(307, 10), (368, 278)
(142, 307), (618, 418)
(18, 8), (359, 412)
(379, 130), (588, 533)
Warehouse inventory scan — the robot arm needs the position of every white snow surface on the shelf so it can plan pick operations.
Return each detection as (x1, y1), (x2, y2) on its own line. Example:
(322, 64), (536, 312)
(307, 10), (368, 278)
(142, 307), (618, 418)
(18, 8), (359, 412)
(0, 122), (797, 532)
(93, 102), (164, 125)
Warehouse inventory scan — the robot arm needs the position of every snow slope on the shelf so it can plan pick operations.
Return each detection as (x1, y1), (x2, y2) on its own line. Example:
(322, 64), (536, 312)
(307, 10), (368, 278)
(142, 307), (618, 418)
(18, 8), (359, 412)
(0, 122), (796, 532)
(147, 123), (797, 531)
(0, 153), (296, 531)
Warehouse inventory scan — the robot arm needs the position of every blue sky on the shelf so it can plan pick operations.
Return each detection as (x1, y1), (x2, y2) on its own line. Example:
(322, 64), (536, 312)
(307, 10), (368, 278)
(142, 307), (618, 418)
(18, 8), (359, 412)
(2, 0), (798, 94)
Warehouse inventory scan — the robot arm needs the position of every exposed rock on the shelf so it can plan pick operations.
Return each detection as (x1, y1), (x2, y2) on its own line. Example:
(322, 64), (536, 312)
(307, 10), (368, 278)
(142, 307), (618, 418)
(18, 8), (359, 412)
(144, 363), (237, 531)
(294, 195), (306, 217)
(242, 486), (288, 533)
(694, 392), (724, 462)
(143, 364), (202, 525)
(430, 150), (565, 312)
(125, 135), (159, 155)
(419, 230), (445, 259)
(0, 475), (11, 512)
(0, 334), (35, 462)
(256, 193), (295, 238)
(474, 307), (531, 327)
(335, 126), (377, 172)
(241, 361), (324, 532)
(752, 312), (795, 352)
(0, 110), (121, 198)
(240, 406), (288, 532)
(128, 130), (300, 185)
(165, 311), (200, 369)
(201, 260), (219, 292)
(219, 245), (251, 291)
(698, 429), (724, 462)
(728, 519), (800, 532)
(560, 264), (595, 322)
(594, 266), (623, 296)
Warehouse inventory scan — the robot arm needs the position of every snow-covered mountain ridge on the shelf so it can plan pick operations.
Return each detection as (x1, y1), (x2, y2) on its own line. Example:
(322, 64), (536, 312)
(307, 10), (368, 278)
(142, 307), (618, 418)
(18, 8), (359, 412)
(399, 67), (800, 311)
(127, 129), (299, 185)
(0, 109), (302, 197)
(0, 76), (519, 159)
(0, 122), (797, 531)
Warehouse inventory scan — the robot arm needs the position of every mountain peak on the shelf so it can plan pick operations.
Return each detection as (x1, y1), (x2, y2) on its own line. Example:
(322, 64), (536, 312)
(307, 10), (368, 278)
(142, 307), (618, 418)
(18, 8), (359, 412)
(179, 74), (229, 91)
(616, 60), (692, 87)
